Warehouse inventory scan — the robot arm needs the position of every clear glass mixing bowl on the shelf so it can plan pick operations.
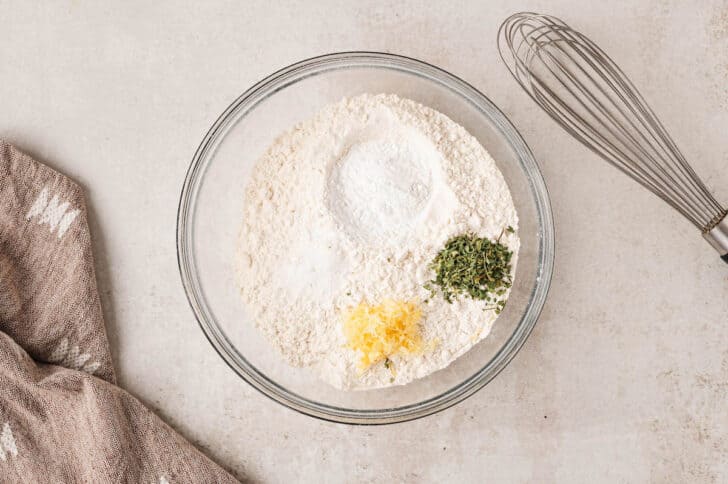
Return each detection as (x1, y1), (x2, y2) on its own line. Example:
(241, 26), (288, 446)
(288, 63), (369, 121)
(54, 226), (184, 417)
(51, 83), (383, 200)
(177, 52), (554, 424)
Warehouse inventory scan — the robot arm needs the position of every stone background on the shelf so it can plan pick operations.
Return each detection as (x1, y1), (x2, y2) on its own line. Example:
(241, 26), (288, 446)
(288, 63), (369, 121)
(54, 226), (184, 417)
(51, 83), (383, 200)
(2, 1), (728, 482)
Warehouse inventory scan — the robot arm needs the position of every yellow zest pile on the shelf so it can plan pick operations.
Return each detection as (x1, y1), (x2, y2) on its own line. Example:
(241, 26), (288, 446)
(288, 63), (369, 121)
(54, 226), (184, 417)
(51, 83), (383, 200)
(342, 299), (423, 369)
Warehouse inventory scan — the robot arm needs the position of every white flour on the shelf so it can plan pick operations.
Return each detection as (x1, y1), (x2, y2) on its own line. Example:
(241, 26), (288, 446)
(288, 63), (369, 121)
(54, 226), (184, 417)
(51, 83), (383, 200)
(236, 94), (519, 390)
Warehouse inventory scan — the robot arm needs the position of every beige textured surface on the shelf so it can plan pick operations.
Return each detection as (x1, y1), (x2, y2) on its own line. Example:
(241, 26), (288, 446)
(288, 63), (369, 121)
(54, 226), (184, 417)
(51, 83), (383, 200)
(1, 1), (727, 482)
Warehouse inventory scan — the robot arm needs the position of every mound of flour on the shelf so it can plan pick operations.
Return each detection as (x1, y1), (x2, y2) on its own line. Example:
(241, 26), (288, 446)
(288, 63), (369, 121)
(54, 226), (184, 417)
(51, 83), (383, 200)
(236, 93), (519, 390)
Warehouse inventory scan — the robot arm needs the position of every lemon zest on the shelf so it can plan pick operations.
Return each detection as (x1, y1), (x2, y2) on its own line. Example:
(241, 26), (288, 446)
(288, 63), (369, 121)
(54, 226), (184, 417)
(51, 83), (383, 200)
(342, 299), (423, 369)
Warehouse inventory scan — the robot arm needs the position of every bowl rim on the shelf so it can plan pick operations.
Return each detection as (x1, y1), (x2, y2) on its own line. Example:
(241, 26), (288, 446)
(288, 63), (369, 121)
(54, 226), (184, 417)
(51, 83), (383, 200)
(177, 51), (555, 425)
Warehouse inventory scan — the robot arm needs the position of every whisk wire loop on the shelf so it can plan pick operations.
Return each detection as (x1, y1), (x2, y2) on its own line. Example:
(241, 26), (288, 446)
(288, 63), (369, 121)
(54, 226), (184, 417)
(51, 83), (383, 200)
(498, 12), (726, 231)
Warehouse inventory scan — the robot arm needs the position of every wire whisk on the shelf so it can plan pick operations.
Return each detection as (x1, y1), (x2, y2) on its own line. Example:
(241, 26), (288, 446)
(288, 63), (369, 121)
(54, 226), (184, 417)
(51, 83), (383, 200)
(497, 12), (728, 262)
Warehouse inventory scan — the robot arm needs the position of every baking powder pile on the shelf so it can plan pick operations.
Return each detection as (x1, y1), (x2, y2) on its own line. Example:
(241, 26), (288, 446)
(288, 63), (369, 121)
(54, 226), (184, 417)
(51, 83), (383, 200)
(236, 94), (519, 390)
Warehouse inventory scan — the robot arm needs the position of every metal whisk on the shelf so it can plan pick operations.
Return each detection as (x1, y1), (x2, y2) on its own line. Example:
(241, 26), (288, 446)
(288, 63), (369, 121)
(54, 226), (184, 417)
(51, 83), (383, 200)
(497, 12), (728, 263)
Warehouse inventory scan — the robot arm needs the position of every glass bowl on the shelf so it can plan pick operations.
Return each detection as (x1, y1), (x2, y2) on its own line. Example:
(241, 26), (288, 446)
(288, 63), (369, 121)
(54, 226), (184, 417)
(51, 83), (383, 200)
(177, 52), (554, 424)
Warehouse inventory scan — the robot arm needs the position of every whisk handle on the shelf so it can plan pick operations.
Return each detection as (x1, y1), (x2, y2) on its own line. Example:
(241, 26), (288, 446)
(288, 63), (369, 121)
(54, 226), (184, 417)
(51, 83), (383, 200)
(703, 215), (728, 263)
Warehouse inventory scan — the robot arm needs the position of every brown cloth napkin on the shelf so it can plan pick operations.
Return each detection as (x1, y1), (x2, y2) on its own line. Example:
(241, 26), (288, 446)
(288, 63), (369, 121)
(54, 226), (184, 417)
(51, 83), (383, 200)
(0, 141), (239, 483)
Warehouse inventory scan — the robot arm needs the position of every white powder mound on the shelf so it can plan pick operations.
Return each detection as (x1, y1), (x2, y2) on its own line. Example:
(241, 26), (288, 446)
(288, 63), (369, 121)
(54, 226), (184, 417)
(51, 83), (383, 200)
(236, 93), (519, 390)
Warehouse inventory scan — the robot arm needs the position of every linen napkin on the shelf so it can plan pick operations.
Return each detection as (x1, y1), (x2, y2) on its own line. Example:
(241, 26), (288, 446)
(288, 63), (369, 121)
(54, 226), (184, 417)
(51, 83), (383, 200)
(0, 140), (239, 483)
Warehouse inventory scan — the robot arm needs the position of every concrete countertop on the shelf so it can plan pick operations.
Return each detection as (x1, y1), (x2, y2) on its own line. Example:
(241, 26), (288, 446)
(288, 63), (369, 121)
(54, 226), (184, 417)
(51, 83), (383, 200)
(2, 1), (728, 482)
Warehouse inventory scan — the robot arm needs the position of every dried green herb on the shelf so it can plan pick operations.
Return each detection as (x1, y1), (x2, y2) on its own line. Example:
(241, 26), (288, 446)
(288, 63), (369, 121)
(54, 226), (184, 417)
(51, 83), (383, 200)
(426, 232), (513, 308)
